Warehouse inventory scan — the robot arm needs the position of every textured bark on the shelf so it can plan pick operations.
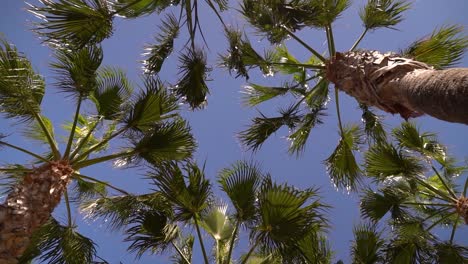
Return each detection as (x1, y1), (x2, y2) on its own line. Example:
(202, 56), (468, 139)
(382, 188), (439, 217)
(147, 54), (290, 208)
(457, 196), (468, 224)
(0, 161), (73, 263)
(326, 50), (468, 125)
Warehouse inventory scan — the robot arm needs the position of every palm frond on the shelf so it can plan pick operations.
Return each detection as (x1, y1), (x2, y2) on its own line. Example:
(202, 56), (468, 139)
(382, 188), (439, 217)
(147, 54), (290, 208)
(359, 0), (411, 30)
(324, 125), (363, 191)
(271, 45), (303, 74)
(218, 160), (263, 222)
(111, 0), (175, 18)
(50, 44), (103, 97)
(434, 242), (468, 264)
(253, 180), (328, 252)
(364, 142), (424, 181)
(392, 122), (446, 161)
(288, 107), (326, 155)
(220, 28), (272, 79)
(0, 37), (45, 122)
(90, 66), (133, 120)
(360, 105), (386, 144)
(71, 177), (107, 202)
(19, 218), (99, 264)
(351, 223), (385, 264)
(149, 162), (212, 221)
(308, 0), (351, 28)
(200, 204), (234, 242)
(402, 25), (468, 69)
(174, 47), (211, 109)
(81, 193), (169, 230)
(360, 185), (411, 222)
(170, 235), (194, 264)
(241, 83), (290, 107)
(124, 77), (179, 132)
(132, 119), (196, 164)
(143, 13), (180, 74)
(239, 107), (302, 151)
(304, 78), (329, 109)
(22, 115), (56, 145)
(293, 232), (333, 264)
(28, 0), (113, 47)
(124, 210), (177, 258)
(0, 164), (29, 196)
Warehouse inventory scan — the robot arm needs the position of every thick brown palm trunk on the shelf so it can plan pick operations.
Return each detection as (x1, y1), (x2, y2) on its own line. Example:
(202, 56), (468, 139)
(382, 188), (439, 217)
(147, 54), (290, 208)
(326, 50), (468, 125)
(0, 161), (73, 263)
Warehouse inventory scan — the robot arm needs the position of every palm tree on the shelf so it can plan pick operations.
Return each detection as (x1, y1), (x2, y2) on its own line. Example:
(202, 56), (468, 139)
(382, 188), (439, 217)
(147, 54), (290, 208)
(0, 37), (196, 262)
(84, 160), (331, 263)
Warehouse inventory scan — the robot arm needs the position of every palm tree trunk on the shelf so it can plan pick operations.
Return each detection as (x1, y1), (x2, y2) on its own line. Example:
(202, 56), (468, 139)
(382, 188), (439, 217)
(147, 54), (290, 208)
(0, 161), (73, 263)
(326, 50), (468, 124)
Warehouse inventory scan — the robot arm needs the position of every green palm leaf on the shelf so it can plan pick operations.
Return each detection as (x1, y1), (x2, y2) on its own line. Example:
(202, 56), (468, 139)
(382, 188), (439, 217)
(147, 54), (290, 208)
(71, 177), (107, 202)
(22, 115), (56, 145)
(0, 37), (45, 121)
(175, 47), (211, 109)
(288, 107), (326, 155)
(402, 25), (468, 69)
(28, 0), (113, 47)
(364, 142), (424, 181)
(360, 105), (386, 144)
(90, 67), (133, 120)
(351, 223), (385, 264)
(308, 0), (351, 28)
(50, 45), (103, 97)
(170, 235), (194, 264)
(132, 118), (196, 164)
(201, 204), (234, 241)
(125, 77), (179, 131)
(218, 160), (263, 222)
(242, 83), (290, 107)
(360, 183), (411, 222)
(19, 218), (100, 264)
(143, 13), (180, 74)
(253, 179), (327, 252)
(304, 78), (329, 108)
(291, 231), (333, 264)
(112, 0), (175, 18)
(150, 162), (212, 221)
(434, 242), (468, 264)
(360, 0), (411, 30)
(324, 125), (363, 191)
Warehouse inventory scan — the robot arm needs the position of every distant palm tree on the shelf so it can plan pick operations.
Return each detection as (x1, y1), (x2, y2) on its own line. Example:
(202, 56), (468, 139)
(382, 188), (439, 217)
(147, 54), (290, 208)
(0, 38), (196, 262)
(84, 160), (331, 264)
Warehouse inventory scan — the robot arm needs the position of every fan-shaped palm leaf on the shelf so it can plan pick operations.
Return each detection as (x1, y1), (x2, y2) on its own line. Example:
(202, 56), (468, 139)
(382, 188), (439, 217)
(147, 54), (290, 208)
(351, 223), (385, 264)
(288, 107), (326, 155)
(170, 235), (194, 264)
(112, 0), (175, 18)
(71, 177), (107, 202)
(359, 0), (411, 30)
(402, 25), (468, 69)
(28, 0), (113, 47)
(175, 47), (211, 109)
(324, 125), (363, 191)
(360, 105), (386, 144)
(242, 83), (290, 107)
(218, 160), (263, 222)
(90, 67), (133, 120)
(360, 183), (411, 222)
(0, 37), (45, 122)
(434, 242), (468, 264)
(124, 77), (179, 131)
(143, 13), (180, 74)
(19, 218), (100, 264)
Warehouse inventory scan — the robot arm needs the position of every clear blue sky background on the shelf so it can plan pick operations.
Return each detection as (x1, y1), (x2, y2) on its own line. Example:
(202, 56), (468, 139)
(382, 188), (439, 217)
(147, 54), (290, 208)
(1, 0), (467, 263)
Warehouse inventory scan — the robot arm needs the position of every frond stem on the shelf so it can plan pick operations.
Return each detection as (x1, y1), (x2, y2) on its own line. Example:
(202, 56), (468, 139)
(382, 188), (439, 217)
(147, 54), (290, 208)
(267, 62), (326, 70)
(325, 24), (336, 56)
(0, 141), (49, 162)
(426, 212), (456, 231)
(421, 207), (452, 223)
(334, 88), (344, 136)
(463, 176), (468, 197)
(171, 241), (191, 264)
(33, 112), (60, 159)
(69, 116), (104, 160)
(416, 177), (457, 203)
(72, 172), (129, 195)
(194, 215), (210, 264)
(449, 215), (460, 244)
(349, 28), (368, 51)
(64, 96), (83, 159)
(226, 220), (240, 262)
(241, 237), (261, 264)
(432, 166), (458, 199)
(0, 168), (32, 173)
(73, 150), (137, 169)
(110, 0), (142, 16)
(64, 189), (73, 227)
(205, 0), (228, 32)
(282, 27), (326, 62)
(402, 202), (453, 207)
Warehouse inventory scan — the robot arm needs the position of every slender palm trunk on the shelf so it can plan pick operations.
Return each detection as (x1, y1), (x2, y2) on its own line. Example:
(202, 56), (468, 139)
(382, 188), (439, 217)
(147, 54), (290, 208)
(0, 161), (73, 263)
(326, 50), (468, 124)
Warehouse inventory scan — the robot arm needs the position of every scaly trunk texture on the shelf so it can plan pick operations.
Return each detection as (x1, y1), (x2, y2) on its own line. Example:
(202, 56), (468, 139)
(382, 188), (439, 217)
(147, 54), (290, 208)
(457, 196), (468, 224)
(326, 50), (468, 124)
(0, 161), (73, 263)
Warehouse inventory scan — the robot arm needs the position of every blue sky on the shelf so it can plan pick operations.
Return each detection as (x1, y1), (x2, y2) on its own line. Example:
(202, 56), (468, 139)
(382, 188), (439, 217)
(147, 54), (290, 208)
(1, 0), (467, 263)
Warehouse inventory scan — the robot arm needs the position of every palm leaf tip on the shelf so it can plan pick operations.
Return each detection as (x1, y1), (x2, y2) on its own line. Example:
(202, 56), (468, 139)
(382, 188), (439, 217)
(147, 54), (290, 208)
(0, 37), (45, 121)
(360, 0), (411, 30)
(28, 0), (114, 47)
(402, 25), (468, 69)
(324, 125), (363, 191)
(112, 0), (176, 18)
(175, 47), (211, 109)
(351, 223), (385, 263)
